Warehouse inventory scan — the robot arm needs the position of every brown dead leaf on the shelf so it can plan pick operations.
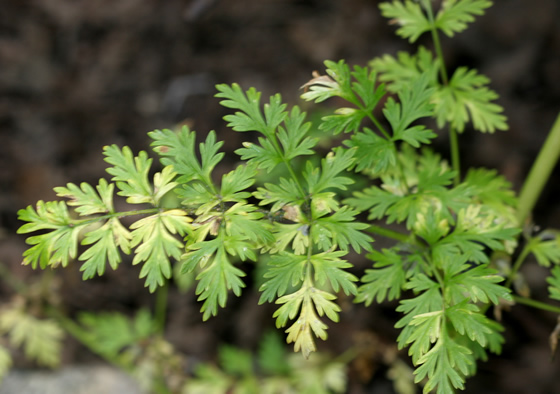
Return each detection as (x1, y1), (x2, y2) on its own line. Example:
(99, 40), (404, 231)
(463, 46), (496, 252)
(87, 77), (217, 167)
(300, 71), (336, 92)
(282, 204), (301, 222)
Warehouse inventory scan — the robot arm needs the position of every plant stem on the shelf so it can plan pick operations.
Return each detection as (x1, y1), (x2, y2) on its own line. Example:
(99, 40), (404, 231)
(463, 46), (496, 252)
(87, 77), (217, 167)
(513, 295), (560, 314)
(424, 1), (449, 85)
(155, 280), (169, 334)
(516, 112), (560, 226)
(334, 346), (358, 365)
(50, 307), (131, 371)
(448, 126), (461, 186)
(70, 207), (164, 226)
(505, 242), (533, 288)
(424, 1), (464, 185)
(367, 224), (411, 243)
(366, 112), (392, 141)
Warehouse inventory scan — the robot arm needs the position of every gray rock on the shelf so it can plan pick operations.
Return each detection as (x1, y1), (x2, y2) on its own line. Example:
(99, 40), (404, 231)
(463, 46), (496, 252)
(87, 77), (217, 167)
(0, 365), (145, 394)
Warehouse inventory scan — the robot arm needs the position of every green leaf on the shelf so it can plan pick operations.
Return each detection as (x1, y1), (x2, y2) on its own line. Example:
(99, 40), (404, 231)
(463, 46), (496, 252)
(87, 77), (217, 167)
(220, 164), (257, 202)
(267, 223), (310, 255)
(444, 264), (512, 305)
(528, 232), (560, 267)
(275, 286), (337, 358)
(434, 205), (519, 266)
(547, 266), (560, 301)
(103, 145), (154, 204)
(346, 148), (469, 229)
(176, 182), (219, 214)
(319, 108), (366, 135)
(186, 237), (247, 320)
(346, 185), (402, 222)
(436, 0), (493, 37)
(406, 310), (444, 361)
(278, 106), (318, 160)
(383, 73), (436, 147)
(311, 206), (373, 253)
(79, 218), (132, 279)
(310, 251), (358, 296)
(0, 346), (12, 381)
(224, 202), (274, 246)
(414, 333), (473, 393)
(219, 344), (253, 376)
(153, 165), (179, 205)
(304, 148), (355, 196)
(54, 178), (114, 215)
(78, 309), (154, 358)
(302, 62), (386, 135)
(181, 237), (220, 273)
(0, 307), (63, 367)
(257, 331), (291, 376)
(371, 46), (439, 93)
(356, 248), (408, 305)
(216, 83), (287, 137)
(259, 253), (307, 303)
(379, 1), (431, 43)
(344, 128), (397, 174)
(18, 201), (85, 269)
(130, 209), (192, 292)
(433, 67), (508, 133)
(396, 274), (443, 357)
(150, 127), (223, 186)
(351, 65), (386, 111)
(463, 168), (518, 224)
(446, 301), (503, 348)
(236, 137), (283, 173)
(301, 60), (353, 104)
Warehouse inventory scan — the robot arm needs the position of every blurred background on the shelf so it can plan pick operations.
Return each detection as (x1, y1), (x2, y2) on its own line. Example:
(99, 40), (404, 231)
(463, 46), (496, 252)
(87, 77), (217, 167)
(1, 0), (560, 392)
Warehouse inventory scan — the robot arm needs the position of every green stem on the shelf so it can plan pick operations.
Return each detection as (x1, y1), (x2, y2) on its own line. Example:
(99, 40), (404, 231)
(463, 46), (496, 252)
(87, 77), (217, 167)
(154, 281), (169, 334)
(267, 130), (308, 202)
(334, 346), (358, 365)
(517, 112), (560, 226)
(364, 111), (409, 191)
(69, 207), (164, 226)
(424, 1), (464, 185)
(283, 159), (309, 202)
(449, 126), (461, 185)
(424, 2), (449, 85)
(366, 112), (392, 141)
(50, 308), (131, 371)
(505, 242), (532, 288)
(513, 295), (560, 314)
(367, 224), (411, 243)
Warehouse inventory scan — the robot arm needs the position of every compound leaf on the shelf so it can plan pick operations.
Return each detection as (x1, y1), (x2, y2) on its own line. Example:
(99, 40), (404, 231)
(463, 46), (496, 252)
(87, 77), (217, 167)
(54, 178), (114, 215)
(433, 67), (507, 133)
(130, 209), (192, 292)
(79, 218), (132, 279)
(547, 266), (560, 301)
(259, 253), (308, 303)
(379, 0), (431, 43)
(436, 0), (493, 37)
(310, 251), (358, 296)
(0, 307), (63, 368)
(104, 145), (154, 204)
(357, 248), (408, 305)
(18, 201), (84, 269)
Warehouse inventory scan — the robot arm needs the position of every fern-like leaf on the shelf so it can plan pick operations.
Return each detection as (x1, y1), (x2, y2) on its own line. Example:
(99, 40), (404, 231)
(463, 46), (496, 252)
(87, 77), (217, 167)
(436, 0), (493, 37)
(130, 209), (192, 292)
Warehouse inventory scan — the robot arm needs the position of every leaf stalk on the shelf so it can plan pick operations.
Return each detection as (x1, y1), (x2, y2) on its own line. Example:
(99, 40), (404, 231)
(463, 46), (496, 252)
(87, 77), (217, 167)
(516, 112), (560, 226)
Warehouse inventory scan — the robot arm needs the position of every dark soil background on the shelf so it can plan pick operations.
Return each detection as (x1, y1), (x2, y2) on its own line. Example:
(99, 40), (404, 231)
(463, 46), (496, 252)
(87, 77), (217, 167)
(1, 0), (560, 393)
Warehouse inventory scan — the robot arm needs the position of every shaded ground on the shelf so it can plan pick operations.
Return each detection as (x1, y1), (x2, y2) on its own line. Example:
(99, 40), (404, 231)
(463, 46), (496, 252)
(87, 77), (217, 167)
(1, 0), (560, 393)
